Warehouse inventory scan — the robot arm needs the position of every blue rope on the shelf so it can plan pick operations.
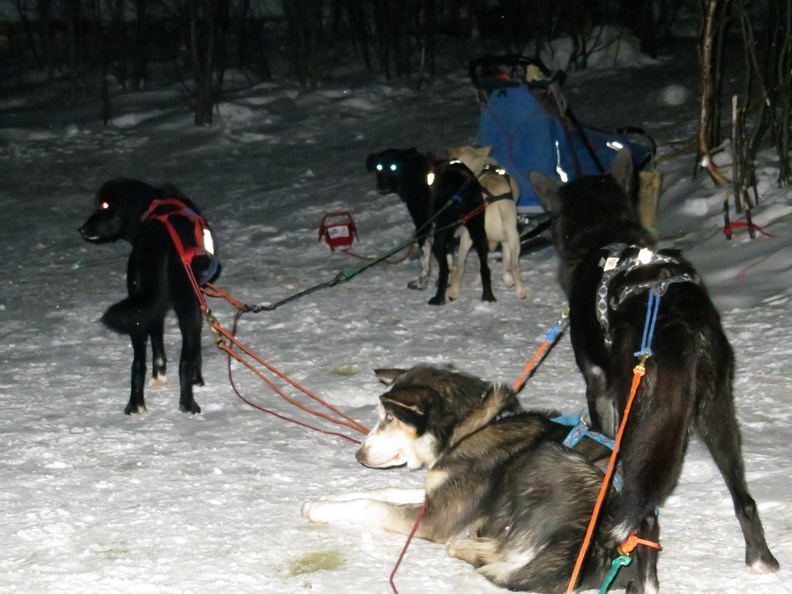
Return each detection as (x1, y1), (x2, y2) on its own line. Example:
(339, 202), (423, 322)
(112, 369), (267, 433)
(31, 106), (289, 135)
(634, 289), (661, 357)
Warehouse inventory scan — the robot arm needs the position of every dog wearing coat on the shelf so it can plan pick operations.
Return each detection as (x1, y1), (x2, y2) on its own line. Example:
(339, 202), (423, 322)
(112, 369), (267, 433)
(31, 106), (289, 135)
(303, 365), (632, 593)
(79, 178), (220, 414)
(446, 145), (527, 300)
(530, 149), (779, 593)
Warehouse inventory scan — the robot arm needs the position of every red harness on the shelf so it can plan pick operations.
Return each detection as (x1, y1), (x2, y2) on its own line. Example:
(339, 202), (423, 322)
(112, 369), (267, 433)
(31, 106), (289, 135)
(141, 198), (219, 288)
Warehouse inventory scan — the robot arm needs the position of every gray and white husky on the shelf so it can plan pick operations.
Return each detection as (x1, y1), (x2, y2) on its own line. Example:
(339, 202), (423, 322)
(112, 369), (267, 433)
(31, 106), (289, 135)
(303, 365), (629, 593)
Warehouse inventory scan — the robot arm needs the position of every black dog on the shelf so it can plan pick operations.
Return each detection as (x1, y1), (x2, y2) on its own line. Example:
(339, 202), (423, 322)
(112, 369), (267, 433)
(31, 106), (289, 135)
(531, 149), (779, 592)
(366, 148), (494, 305)
(79, 178), (220, 414)
(366, 148), (434, 291)
(427, 159), (494, 305)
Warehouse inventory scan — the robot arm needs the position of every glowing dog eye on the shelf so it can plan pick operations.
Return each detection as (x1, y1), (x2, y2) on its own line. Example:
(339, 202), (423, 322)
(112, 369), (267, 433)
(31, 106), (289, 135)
(100, 201), (110, 210)
(389, 164), (397, 171)
(376, 164), (383, 171)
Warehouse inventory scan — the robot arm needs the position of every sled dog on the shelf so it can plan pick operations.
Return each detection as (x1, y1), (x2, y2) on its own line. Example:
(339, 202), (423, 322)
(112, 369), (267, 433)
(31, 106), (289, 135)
(79, 178), (220, 414)
(530, 148), (779, 592)
(303, 365), (630, 592)
(446, 145), (526, 300)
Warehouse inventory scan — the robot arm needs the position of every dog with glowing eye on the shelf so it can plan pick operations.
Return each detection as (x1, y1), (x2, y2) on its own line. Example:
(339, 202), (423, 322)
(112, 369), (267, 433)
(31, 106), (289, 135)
(79, 178), (220, 414)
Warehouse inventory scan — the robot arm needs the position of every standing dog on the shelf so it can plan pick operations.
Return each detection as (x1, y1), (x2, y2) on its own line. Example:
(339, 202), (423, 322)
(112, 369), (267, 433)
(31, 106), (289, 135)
(79, 178), (220, 414)
(366, 148), (494, 305)
(366, 148), (434, 291)
(446, 145), (527, 300)
(425, 159), (494, 305)
(530, 149), (779, 592)
(303, 365), (630, 593)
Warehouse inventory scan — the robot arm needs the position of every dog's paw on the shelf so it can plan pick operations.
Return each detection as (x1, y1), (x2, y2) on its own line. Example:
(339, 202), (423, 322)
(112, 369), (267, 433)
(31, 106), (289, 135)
(407, 279), (428, 291)
(124, 403), (147, 415)
(301, 500), (337, 524)
(515, 286), (528, 299)
(148, 375), (168, 387)
(179, 400), (201, 414)
(748, 548), (780, 574)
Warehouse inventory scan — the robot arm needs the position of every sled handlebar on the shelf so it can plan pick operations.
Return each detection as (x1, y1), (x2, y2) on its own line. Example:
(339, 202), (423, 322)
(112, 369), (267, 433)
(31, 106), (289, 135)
(469, 55), (563, 91)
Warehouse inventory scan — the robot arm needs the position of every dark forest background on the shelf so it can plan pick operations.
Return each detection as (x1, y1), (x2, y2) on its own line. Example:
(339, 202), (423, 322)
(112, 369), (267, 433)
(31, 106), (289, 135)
(0, 0), (789, 193)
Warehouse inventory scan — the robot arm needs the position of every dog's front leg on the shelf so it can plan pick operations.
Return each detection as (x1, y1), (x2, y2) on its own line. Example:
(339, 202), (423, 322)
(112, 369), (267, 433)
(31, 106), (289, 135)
(317, 488), (425, 504)
(428, 232), (452, 305)
(407, 239), (432, 291)
(302, 498), (425, 537)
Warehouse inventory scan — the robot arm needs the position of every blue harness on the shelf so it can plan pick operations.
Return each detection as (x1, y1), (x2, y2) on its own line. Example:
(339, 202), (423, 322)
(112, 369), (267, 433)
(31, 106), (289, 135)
(552, 412), (623, 492)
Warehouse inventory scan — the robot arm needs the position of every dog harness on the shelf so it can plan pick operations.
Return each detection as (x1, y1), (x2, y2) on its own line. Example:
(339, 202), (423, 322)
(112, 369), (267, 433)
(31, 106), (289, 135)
(478, 163), (514, 203)
(141, 198), (220, 285)
(597, 243), (698, 347)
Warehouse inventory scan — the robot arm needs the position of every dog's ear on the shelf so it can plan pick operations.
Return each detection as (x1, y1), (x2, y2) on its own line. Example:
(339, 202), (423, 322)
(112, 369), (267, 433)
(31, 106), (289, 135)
(530, 171), (562, 214)
(374, 368), (407, 385)
(480, 145), (493, 156)
(365, 153), (379, 172)
(380, 386), (436, 416)
(609, 147), (635, 198)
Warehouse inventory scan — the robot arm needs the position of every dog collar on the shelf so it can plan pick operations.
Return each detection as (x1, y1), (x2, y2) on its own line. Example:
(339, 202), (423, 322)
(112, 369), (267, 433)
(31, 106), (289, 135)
(596, 243), (698, 347)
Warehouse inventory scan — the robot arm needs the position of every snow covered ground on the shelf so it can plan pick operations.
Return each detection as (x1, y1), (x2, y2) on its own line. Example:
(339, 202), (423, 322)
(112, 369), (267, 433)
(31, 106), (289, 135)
(0, 38), (790, 594)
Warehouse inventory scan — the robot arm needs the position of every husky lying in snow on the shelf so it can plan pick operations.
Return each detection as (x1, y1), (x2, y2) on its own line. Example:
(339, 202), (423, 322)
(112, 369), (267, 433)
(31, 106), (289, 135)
(446, 145), (527, 300)
(302, 365), (629, 593)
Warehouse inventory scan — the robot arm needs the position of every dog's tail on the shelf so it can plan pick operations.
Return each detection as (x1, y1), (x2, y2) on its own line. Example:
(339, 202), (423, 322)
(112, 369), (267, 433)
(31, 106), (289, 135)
(101, 264), (171, 335)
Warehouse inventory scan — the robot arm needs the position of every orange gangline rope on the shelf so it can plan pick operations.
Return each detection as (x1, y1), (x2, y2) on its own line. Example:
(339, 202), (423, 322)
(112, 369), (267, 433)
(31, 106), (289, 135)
(566, 357), (647, 593)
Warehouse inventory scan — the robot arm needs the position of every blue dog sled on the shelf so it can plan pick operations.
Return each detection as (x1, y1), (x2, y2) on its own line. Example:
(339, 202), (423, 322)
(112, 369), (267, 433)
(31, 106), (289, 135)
(470, 56), (656, 218)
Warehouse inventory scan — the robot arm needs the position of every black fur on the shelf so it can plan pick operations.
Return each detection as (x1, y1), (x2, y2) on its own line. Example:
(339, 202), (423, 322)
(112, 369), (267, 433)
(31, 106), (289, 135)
(427, 160), (494, 305)
(531, 149), (779, 592)
(366, 148), (495, 305)
(79, 178), (220, 415)
(366, 148), (434, 291)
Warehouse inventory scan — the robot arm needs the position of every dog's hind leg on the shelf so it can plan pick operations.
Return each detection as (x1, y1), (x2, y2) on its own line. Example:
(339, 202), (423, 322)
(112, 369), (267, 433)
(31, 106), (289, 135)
(695, 380), (779, 573)
(148, 320), (168, 387)
(448, 230), (472, 300)
(625, 514), (661, 594)
(504, 225), (526, 299)
(126, 332), (148, 415)
(468, 220), (495, 302)
(174, 298), (203, 414)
